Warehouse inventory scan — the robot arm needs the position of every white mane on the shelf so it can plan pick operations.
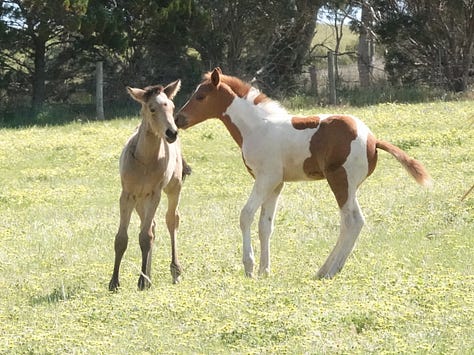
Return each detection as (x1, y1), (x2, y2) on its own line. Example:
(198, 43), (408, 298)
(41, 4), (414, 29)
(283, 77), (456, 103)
(245, 87), (289, 117)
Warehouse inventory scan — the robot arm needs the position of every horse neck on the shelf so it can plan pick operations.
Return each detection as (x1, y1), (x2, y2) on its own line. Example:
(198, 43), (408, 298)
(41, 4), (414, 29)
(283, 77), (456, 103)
(221, 95), (288, 146)
(134, 118), (165, 163)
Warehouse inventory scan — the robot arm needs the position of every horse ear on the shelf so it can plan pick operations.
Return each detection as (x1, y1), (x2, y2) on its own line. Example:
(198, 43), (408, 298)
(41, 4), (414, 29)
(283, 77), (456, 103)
(164, 79), (181, 100)
(127, 87), (146, 103)
(211, 68), (221, 87)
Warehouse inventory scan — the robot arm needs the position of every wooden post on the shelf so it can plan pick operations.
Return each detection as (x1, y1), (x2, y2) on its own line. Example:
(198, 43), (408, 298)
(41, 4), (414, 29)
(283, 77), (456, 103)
(358, 1), (373, 88)
(96, 61), (104, 120)
(327, 51), (337, 105)
(309, 65), (318, 97)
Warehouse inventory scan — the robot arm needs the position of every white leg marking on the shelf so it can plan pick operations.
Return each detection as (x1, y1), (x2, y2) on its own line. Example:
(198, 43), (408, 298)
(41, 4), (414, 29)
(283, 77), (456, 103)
(240, 201), (257, 277)
(240, 177), (282, 277)
(258, 183), (283, 277)
(316, 196), (365, 279)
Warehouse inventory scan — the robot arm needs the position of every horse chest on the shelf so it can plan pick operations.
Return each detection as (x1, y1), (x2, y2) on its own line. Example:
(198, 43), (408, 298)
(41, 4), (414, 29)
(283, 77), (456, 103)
(121, 153), (174, 194)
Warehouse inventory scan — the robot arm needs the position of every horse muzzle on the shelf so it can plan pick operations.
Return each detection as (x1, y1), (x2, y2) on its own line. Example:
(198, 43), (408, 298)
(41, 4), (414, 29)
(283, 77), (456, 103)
(165, 128), (178, 143)
(175, 113), (188, 129)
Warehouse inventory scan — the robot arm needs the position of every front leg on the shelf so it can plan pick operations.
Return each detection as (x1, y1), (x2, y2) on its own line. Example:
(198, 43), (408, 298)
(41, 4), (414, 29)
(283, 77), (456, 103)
(109, 191), (135, 291)
(240, 177), (282, 278)
(240, 203), (256, 277)
(137, 193), (161, 290)
(258, 182), (283, 277)
(165, 183), (183, 284)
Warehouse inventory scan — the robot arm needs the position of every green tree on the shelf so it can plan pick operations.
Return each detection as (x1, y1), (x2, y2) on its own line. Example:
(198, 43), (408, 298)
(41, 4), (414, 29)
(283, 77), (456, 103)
(187, 1), (324, 97)
(320, 0), (361, 85)
(100, 0), (199, 98)
(0, 0), (89, 114)
(373, 0), (474, 91)
(0, 0), (132, 116)
(255, 0), (324, 96)
(356, 0), (374, 87)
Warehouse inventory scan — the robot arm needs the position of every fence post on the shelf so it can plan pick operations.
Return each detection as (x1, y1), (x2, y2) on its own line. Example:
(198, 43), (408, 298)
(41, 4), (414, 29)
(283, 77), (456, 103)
(309, 65), (318, 97)
(327, 51), (337, 105)
(96, 61), (104, 120)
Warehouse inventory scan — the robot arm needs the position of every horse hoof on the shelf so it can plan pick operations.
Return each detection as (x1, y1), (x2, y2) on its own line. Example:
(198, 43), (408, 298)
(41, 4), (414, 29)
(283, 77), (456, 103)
(109, 279), (120, 291)
(137, 275), (151, 290)
(316, 268), (336, 280)
(245, 271), (254, 278)
(172, 276), (181, 284)
(170, 262), (183, 284)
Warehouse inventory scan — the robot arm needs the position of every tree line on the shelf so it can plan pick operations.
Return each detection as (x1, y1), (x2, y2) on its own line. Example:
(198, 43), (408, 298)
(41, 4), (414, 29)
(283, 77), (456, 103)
(1, 0), (473, 119)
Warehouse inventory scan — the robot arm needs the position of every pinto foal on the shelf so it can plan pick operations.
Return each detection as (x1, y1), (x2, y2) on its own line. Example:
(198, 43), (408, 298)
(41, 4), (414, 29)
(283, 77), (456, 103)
(109, 80), (190, 291)
(176, 67), (432, 279)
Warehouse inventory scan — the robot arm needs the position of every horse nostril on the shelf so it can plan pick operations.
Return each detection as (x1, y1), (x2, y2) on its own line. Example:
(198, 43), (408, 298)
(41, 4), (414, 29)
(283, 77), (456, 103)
(165, 129), (178, 143)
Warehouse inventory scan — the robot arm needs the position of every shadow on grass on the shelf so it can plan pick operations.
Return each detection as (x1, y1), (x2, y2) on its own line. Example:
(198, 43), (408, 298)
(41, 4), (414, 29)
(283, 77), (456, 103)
(0, 103), (137, 129)
(2, 85), (467, 128)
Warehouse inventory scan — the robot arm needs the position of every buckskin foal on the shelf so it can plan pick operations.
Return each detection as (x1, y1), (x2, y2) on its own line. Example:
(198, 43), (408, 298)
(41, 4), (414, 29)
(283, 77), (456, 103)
(175, 67), (432, 279)
(109, 80), (190, 291)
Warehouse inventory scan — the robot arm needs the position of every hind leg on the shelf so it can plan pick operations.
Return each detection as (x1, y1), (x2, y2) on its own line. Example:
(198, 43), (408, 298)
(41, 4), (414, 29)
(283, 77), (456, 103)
(316, 196), (364, 278)
(165, 183), (183, 284)
(316, 167), (365, 279)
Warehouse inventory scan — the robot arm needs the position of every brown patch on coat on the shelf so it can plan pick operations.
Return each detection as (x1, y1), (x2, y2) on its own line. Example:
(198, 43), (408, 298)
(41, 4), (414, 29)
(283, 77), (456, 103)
(293, 115), (359, 206)
(221, 114), (243, 148)
(253, 93), (269, 105)
(204, 72), (252, 98)
(176, 78), (235, 129)
(291, 115), (322, 130)
(205, 71), (271, 106)
(303, 115), (357, 208)
(326, 167), (349, 208)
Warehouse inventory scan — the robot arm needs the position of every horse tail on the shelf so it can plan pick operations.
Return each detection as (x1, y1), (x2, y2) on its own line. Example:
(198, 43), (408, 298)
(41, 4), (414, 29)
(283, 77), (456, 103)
(181, 157), (192, 181)
(376, 140), (433, 187)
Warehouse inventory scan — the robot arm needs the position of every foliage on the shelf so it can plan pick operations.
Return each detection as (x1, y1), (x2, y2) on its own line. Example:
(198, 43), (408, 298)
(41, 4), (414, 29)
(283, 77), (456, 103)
(1, 0), (474, 119)
(0, 101), (473, 353)
(0, 0), (90, 113)
(191, 0), (325, 97)
(373, 0), (474, 91)
(0, 0), (197, 115)
(108, 0), (200, 93)
(252, 0), (325, 97)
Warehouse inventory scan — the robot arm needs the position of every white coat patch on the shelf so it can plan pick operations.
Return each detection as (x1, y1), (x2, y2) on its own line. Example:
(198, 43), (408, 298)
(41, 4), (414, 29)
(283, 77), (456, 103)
(343, 117), (370, 197)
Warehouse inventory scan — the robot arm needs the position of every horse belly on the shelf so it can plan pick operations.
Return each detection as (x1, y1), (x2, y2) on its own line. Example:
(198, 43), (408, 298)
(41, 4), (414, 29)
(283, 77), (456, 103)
(282, 131), (319, 181)
(282, 157), (312, 181)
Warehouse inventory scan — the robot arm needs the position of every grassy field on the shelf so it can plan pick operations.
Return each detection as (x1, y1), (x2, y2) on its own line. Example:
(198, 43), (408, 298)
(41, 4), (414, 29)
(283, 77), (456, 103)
(0, 100), (473, 353)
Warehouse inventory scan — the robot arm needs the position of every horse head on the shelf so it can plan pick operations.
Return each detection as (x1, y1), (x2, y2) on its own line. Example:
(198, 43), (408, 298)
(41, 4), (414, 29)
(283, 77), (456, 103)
(127, 80), (181, 143)
(175, 68), (236, 129)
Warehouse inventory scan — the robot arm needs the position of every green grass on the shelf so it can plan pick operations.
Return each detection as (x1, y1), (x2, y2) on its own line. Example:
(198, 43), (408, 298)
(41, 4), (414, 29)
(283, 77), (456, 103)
(0, 101), (473, 353)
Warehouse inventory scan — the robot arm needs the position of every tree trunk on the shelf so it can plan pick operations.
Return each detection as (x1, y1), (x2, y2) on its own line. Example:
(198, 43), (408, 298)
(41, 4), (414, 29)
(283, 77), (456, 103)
(257, 0), (322, 97)
(358, 1), (372, 88)
(32, 36), (46, 116)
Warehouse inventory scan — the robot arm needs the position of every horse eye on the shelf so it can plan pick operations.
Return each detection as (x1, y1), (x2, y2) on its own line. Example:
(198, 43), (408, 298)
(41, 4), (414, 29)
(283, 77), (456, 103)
(196, 95), (205, 101)
(150, 108), (156, 113)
